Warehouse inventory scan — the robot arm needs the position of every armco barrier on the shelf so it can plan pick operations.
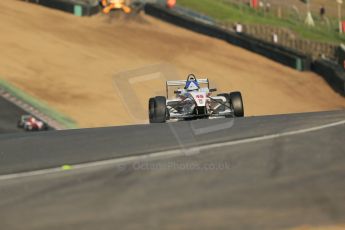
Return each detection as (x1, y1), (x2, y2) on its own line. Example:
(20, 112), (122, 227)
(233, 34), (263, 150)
(239, 33), (311, 71)
(226, 33), (306, 70)
(312, 59), (345, 96)
(144, 3), (311, 71)
(25, 0), (99, 16)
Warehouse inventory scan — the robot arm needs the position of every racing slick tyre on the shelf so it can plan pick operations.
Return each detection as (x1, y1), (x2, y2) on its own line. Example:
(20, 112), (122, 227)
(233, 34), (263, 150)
(43, 123), (49, 131)
(229, 91), (244, 117)
(150, 96), (167, 123)
(148, 97), (155, 123)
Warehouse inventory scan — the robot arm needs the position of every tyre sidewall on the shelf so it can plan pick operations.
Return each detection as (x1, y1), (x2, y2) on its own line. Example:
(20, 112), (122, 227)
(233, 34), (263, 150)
(229, 92), (244, 117)
(148, 97), (155, 123)
(153, 96), (167, 123)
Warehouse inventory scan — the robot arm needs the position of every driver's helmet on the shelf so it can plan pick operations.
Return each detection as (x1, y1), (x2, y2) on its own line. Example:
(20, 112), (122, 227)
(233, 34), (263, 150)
(29, 117), (36, 122)
(185, 74), (200, 91)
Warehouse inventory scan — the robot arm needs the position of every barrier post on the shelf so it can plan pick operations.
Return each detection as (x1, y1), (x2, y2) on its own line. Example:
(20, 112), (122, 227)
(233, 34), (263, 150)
(296, 58), (302, 71)
(74, 5), (83, 16)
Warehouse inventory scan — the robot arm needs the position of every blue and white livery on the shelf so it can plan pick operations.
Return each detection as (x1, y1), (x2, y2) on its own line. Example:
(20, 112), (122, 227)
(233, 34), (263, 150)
(148, 74), (244, 123)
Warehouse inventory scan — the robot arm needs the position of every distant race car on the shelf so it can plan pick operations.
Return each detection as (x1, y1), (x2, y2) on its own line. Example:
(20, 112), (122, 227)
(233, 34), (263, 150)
(17, 115), (48, 131)
(148, 74), (244, 123)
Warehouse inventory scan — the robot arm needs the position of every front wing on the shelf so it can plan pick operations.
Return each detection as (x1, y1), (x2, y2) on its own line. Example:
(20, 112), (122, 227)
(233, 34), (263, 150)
(166, 96), (233, 120)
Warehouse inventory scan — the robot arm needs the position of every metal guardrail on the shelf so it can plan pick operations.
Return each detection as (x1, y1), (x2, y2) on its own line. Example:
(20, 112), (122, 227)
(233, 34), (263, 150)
(25, 0), (99, 16)
(172, 6), (216, 25)
(312, 59), (345, 96)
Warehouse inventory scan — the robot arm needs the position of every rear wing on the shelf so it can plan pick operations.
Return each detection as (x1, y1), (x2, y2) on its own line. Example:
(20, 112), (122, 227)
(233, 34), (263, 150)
(166, 79), (209, 98)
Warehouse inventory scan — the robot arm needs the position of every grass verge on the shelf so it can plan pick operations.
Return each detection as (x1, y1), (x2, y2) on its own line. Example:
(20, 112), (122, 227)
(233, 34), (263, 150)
(177, 0), (345, 44)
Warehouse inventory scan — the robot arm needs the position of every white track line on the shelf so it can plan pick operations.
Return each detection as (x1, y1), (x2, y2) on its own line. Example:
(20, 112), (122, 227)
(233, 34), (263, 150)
(1, 119), (345, 181)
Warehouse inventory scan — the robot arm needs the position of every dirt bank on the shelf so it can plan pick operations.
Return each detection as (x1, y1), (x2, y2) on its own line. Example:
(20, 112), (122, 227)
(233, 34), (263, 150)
(0, 0), (344, 127)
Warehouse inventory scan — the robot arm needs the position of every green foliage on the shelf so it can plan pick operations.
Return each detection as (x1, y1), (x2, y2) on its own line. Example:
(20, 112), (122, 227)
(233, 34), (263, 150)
(177, 0), (345, 44)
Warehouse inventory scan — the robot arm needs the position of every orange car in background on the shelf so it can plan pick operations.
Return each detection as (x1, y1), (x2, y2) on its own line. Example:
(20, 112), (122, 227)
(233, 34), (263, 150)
(101, 0), (131, 14)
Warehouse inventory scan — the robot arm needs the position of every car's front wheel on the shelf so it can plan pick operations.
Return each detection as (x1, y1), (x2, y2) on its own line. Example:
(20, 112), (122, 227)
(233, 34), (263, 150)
(149, 96), (167, 123)
(148, 97), (155, 123)
(229, 91), (244, 117)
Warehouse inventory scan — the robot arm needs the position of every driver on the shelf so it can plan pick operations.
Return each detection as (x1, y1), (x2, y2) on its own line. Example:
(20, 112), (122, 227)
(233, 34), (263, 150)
(184, 74), (200, 91)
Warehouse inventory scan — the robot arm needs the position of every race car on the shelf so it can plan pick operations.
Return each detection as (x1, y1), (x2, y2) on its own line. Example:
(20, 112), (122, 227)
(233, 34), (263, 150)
(148, 74), (244, 123)
(100, 0), (132, 14)
(17, 115), (48, 131)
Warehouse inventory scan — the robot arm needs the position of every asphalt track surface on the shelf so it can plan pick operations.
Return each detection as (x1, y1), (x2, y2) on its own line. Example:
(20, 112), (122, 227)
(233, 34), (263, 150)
(0, 97), (26, 134)
(0, 110), (345, 229)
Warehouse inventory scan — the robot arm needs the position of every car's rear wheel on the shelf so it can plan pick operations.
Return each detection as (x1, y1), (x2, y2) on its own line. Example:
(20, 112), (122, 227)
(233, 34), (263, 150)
(229, 91), (244, 117)
(149, 96), (167, 123)
(43, 123), (49, 131)
(195, 106), (207, 116)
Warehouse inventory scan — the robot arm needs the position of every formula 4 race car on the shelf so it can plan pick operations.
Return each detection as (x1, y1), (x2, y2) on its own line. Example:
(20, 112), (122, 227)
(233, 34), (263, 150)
(17, 115), (48, 131)
(148, 74), (244, 123)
